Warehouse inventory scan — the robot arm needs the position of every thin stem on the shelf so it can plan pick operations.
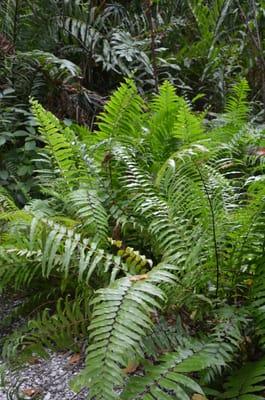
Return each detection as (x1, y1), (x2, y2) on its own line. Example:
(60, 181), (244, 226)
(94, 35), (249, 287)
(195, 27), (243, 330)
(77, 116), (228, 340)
(194, 161), (220, 297)
(145, 0), (158, 93)
(12, 0), (19, 47)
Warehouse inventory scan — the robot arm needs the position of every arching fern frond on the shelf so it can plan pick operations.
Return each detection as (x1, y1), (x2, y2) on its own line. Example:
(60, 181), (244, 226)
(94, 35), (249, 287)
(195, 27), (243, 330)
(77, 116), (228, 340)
(31, 218), (122, 283)
(2, 295), (91, 362)
(147, 81), (182, 163)
(221, 78), (250, 139)
(0, 214), (123, 287)
(67, 188), (109, 244)
(173, 99), (205, 147)
(73, 264), (177, 400)
(122, 342), (219, 400)
(31, 99), (88, 188)
(221, 357), (265, 399)
(97, 79), (144, 143)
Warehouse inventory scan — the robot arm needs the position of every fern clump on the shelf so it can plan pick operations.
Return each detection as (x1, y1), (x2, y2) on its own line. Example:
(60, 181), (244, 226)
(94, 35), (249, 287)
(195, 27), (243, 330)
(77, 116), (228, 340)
(2, 78), (265, 400)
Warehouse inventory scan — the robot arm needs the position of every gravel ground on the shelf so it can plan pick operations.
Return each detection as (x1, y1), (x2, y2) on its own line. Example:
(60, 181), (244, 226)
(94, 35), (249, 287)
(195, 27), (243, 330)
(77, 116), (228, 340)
(0, 353), (88, 400)
(0, 295), (88, 400)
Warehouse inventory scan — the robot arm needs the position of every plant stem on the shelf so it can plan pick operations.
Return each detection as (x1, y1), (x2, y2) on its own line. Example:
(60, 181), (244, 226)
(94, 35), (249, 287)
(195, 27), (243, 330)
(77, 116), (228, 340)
(145, 0), (159, 93)
(194, 162), (220, 297)
(12, 0), (19, 47)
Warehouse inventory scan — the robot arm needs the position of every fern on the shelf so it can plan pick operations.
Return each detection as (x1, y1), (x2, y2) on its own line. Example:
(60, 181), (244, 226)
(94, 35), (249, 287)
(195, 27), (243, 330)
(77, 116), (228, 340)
(19, 50), (81, 82)
(224, 78), (250, 126)
(147, 81), (182, 163)
(31, 99), (88, 188)
(173, 99), (205, 147)
(109, 238), (153, 274)
(29, 217), (123, 283)
(221, 358), (265, 399)
(73, 264), (177, 400)
(97, 79), (144, 148)
(121, 345), (211, 400)
(2, 79), (265, 400)
(67, 188), (109, 244)
(128, 307), (248, 400)
(2, 296), (91, 362)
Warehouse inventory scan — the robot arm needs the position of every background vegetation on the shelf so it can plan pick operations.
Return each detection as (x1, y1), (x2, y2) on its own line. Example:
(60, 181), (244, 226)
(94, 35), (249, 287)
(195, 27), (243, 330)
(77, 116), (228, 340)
(1, 0), (265, 203)
(1, 1), (265, 399)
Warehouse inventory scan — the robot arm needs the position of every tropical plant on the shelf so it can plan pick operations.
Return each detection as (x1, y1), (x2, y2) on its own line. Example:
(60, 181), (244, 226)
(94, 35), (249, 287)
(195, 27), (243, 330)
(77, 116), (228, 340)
(2, 79), (265, 399)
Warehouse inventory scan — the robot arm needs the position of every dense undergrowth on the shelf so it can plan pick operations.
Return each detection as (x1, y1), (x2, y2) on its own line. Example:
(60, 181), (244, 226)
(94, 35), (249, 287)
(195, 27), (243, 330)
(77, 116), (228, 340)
(2, 1), (265, 398)
(1, 78), (265, 399)
(1, 0), (265, 204)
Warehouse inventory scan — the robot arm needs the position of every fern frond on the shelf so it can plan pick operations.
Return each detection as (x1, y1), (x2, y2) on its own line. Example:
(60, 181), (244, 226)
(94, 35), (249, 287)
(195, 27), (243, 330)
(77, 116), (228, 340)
(0, 214), (123, 287)
(109, 238), (153, 274)
(147, 81), (181, 162)
(2, 295), (91, 362)
(18, 50), (81, 82)
(97, 79), (144, 143)
(221, 78), (250, 139)
(75, 264), (177, 400)
(0, 247), (42, 290)
(31, 99), (88, 188)
(142, 305), (247, 383)
(0, 187), (18, 213)
(33, 218), (122, 282)
(173, 99), (205, 147)
(67, 188), (109, 244)
(224, 78), (250, 124)
(202, 306), (249, 384)
(122, 342), (219, 400)
(221, 357), (265, 399)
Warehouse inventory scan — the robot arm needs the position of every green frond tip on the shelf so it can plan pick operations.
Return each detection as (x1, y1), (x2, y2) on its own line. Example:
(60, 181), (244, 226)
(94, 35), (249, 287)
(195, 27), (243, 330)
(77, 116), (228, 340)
(173, 99), (205, 146)
(121, 341), (222, 400)
(148, 80), (183, 160)
(67, 189), (109, 244)
(97, 78), (144, 140)
(30, 99), (88, 188)
(73, 264), (177, 400)
(221, 357), (265, 399)
(224, 78), (250, 128)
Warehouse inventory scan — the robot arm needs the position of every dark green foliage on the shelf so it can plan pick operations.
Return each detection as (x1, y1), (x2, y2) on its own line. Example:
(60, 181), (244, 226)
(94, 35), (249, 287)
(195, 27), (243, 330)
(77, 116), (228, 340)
(221, 358), (265, 399)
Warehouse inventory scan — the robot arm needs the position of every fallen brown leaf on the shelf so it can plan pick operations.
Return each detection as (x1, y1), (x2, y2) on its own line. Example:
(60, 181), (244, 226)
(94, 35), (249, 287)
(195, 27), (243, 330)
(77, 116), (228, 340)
(123, 361), (139, 374)
(192, 394), (207, 400)
(22, 387), (42, 398)
(129, 274), (149, 282)
(27, 356), (41, 365)
(68, 353), (81, 365)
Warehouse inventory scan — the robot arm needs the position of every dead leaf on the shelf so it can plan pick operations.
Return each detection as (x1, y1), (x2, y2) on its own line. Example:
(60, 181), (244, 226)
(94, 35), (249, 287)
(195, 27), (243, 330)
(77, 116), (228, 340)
(22, 387), (42, 398)
(28, 356), (41, 365)
(129, 274), (149, 282)
(192, 394), (207, 400)
(122, 361), (139, 374)
(68, 353), (81, 365)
